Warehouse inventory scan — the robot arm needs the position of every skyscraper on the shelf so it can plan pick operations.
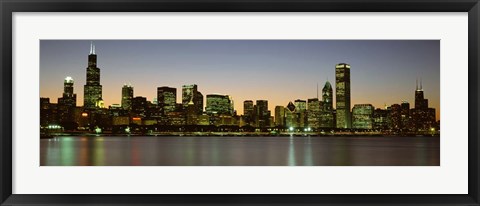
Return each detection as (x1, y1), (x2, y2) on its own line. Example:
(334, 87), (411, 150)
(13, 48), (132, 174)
(352, 104), (374, 129)
(157, 87), (177, 115)
(182, 84), (204, 115)
(256, 100), (270, 128)
(373, 108), (388, 130)
(243, 100), (254, 125)
(83, 42), (103, 109)
(400, 101), (411, 131)
(412, 79), (436, 131)
(320, 81), (334, 128)
(132, 96), (147, 117)
(307, 98), (321, 129)
(186, 98), (198, 125)
(285, 101), (298, 129)
(294, 99), (307, 128)
(415, 79), (428, 110)
(335, 63), (351, 128)
(205, 94), (232, 115)
(274, 106), (285, 127)
(294, 99), (307, 112)
(389, 104), (402, 131)
(121, 84), (134, 110)
(58, 76), (77, 126)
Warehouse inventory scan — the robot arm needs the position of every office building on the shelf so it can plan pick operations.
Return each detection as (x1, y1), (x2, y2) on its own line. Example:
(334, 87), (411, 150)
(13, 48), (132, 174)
(352, 104), (374, 129)
(157, 86), (177, 115)
(121, 84), (133, 110)
(256, 100), (270, 128)
(132, 96), (148, 117)
(205, 94), (233, 115)
(412, 79), (436, 131)
(320, 81), (334, 128)
(182, 84), (204, 115)
(335, 63), (351, 128)
(274, 106), (285, 127)
(57, 76), (77, 127)
(243, 100), (255, 125)
(307, 98), (321, 129)
(83, 42), (103, 109)
(294, 99), (307, 128)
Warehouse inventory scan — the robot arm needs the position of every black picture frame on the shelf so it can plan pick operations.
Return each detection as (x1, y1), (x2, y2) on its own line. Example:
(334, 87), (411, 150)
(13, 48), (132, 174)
(1, 0), (479, 205)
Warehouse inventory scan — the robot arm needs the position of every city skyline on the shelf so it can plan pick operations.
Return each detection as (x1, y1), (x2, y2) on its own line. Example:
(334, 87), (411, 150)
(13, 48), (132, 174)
(40, 40), (440, 119)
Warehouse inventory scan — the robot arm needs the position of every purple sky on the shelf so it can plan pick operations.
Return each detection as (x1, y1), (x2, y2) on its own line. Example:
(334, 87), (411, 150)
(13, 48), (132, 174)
(40, 40), (440, 120)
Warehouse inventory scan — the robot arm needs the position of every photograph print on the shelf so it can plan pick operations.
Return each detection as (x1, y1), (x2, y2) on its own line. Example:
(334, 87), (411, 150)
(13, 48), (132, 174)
(40, 40), (440, 166)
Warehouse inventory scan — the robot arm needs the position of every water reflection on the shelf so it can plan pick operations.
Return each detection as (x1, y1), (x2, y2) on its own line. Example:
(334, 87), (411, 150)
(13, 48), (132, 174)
(40, 136), (440, 166)
(287, 136), (296, 166)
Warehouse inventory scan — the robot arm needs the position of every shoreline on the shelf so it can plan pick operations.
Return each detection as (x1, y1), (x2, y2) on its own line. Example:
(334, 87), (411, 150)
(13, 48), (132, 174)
(41, 132), (440, 138)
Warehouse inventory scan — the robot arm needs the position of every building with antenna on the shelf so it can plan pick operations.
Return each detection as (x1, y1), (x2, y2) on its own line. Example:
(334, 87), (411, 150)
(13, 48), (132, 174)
(83, 42), (103, 109)
(412, 78), (436, 131)
(58, 76), (77, 127)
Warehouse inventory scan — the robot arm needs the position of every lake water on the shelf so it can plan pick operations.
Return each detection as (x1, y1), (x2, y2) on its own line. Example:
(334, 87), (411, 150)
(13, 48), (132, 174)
(40, 136), (440, 166)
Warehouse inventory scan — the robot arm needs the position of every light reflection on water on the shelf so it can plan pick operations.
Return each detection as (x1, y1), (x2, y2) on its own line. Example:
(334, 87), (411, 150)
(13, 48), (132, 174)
(40, 136), (440, 166)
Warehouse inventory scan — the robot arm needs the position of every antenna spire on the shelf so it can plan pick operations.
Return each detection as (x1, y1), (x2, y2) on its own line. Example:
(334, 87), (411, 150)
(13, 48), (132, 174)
(420, 77), (423, 90)
(416, 78), (418, 90)
(90, 41), (93, 54)
(316, 83), (319, 99)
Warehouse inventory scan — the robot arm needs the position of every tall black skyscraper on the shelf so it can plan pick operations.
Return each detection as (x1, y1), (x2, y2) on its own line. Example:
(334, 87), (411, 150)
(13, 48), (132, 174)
(83, 42), (103, 109)
(243, 100), (254, 125)
(415, 79), (428, 110)
(335, 63), (351, 128)
(412, 79), (436, 131)
(58, 76), (77, 125)
(256, 100), (270, 128)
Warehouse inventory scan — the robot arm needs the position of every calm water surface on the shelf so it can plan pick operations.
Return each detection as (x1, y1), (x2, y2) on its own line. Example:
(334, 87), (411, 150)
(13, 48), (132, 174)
(40, 136), (439, 166)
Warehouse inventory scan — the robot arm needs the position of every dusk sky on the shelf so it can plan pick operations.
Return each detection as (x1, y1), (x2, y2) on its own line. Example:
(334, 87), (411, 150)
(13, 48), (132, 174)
(40, 40), (440, 119)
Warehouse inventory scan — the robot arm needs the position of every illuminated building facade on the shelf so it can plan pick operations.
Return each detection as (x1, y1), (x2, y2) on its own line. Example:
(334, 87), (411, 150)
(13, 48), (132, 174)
(243, 100), (255, 125)
(274, 106), (285, 127)
(132, 96), (148, 117)
(373, 108), (388, 130)
(57, 77), (77, 129)
(206, 94), (233, 115)
(307, 98), (321, 129)
(320, 81), (334, 128)
(400, 101), (411, 131)
(335, 63), (351, 128)
(352, 104), (374, 129)
(121, 84), (133, 110)
(285, 101), (297, 129)
(157, 86), (177, 115)
(182, 84), (204, 115)
(186, 99), (198, 125)
(294, 99), (307, 128)
(256, 100), (270, 128)
(387, 104), (402, 131)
